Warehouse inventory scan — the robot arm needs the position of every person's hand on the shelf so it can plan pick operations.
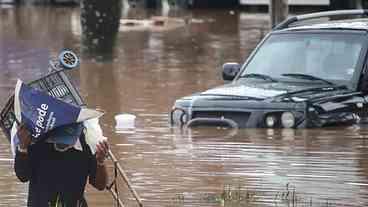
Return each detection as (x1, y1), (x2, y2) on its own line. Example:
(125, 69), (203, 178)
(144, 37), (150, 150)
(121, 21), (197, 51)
(17, 124), (32, 150)
(95, 139), (109, 165)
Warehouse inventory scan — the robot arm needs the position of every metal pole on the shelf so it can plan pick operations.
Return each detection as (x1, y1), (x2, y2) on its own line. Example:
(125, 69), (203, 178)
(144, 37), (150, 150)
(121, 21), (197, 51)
(108, 150), (144, 207)
(108, 187), (126, 207)
(355, 0), (363, 9)
(269, 0), (289, 28)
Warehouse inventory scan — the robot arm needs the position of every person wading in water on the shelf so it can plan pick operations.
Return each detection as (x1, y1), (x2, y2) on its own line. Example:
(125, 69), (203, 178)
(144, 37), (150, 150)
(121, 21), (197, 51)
(14, 124), (109, 207)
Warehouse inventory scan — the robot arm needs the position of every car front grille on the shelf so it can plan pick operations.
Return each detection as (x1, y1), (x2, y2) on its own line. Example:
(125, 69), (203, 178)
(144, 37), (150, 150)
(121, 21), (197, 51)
(192, 111), (250, 128)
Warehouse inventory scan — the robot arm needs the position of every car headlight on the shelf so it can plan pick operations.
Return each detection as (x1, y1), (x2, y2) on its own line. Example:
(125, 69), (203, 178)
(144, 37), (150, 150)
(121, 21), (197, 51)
(281, 112), (295, 128)
(265, 115), (276, 128)
(171, 108), (187, 126)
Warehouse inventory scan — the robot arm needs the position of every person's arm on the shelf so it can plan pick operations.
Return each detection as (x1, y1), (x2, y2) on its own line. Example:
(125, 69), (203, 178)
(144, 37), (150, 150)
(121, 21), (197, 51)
(14, 125), (32, 182)
(89, 140), (109, 191)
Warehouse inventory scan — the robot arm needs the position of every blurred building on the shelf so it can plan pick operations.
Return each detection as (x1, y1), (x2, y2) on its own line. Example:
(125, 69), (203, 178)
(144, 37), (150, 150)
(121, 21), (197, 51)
(0, 0), (79, 4)
(1, 0), (365, 10)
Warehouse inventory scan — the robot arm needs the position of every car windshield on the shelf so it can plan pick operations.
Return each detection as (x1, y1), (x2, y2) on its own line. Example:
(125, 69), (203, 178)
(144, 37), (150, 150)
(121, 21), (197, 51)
(239, 32), (366, 86)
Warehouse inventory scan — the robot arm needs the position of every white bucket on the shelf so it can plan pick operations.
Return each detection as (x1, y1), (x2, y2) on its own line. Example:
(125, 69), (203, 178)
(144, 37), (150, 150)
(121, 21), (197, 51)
(115, 113), (136, 129)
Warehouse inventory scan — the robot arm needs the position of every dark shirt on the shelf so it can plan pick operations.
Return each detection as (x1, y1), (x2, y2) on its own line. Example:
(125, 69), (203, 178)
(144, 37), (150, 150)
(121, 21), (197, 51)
(14, 137), (97, 207)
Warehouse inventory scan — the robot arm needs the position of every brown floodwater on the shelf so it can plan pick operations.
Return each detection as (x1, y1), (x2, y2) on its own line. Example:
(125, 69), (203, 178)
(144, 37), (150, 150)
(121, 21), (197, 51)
(1, 5), (368, 207)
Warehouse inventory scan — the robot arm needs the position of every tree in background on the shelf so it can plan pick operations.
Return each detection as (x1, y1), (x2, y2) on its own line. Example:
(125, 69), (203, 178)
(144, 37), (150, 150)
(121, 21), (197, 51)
(80, 0), (122, 61)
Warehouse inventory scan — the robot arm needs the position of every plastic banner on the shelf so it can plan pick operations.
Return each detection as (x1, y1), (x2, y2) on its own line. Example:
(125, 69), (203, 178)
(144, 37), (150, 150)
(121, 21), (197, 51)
(13, 79), (103, 143)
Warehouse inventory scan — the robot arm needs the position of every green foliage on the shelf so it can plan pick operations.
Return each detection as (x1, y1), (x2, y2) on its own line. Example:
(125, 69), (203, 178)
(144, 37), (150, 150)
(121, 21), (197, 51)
(168, 0), (176, 6)
(215, 184), (257, 206)
(166, 183), (336, 207)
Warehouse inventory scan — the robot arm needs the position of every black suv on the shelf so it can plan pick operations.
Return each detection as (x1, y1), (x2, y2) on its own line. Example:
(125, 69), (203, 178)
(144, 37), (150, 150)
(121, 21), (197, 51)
(170, 10), (368, 128)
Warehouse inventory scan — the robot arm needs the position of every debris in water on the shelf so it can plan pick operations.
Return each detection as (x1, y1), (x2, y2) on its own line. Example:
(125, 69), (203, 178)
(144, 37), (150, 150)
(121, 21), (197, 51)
(115, 113), (136, 129)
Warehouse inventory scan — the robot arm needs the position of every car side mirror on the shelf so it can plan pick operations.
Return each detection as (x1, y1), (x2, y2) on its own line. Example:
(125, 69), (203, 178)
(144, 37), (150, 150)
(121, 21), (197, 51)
(222, 62), (241, 81)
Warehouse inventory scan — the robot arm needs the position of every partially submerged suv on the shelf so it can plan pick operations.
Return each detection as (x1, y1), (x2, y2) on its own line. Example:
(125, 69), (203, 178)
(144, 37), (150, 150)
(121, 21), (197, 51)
(170, 10), (368, 128)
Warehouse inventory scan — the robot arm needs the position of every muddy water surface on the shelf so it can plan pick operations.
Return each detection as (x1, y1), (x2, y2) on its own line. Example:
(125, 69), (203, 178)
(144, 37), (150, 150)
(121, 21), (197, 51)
(1, 5), (368, 207)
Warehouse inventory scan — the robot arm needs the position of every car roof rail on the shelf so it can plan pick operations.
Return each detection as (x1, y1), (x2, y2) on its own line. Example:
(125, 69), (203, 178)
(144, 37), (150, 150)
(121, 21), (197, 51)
(274, 9), (368, 30)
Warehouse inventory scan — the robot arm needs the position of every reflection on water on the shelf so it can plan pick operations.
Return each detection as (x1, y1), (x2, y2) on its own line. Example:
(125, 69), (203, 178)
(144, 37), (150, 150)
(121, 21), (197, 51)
(1, 5), (368, 207)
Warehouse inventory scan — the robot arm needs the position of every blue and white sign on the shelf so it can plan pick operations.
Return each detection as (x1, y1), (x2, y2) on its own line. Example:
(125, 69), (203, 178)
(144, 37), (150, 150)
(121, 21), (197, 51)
(13, 79), (103, 142)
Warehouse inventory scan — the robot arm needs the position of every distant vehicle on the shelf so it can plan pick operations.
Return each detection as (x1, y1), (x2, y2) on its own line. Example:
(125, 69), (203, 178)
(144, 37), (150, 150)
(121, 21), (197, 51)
(170, 10), (368, 129)
(240, 0), (330, 6)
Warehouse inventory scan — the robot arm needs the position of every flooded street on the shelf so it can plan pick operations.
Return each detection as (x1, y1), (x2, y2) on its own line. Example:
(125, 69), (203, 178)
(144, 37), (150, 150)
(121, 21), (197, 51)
(1, 5), (368, 207)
